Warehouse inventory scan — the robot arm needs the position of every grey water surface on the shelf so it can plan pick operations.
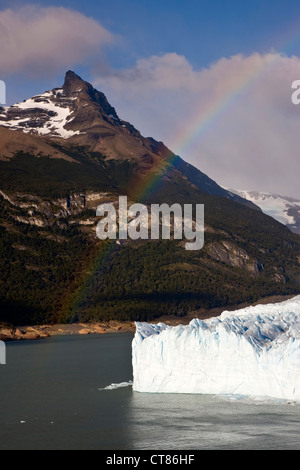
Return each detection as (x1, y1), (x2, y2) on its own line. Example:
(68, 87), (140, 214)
(0, 333), (299, 450)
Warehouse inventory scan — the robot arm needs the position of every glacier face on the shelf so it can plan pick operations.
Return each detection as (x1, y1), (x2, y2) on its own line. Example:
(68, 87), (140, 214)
(132, 296), (300, 400)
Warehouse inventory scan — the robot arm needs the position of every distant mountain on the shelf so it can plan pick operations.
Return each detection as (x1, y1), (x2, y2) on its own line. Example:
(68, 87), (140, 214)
(228, 189), (300, 235)
(0, 71), (299, 326)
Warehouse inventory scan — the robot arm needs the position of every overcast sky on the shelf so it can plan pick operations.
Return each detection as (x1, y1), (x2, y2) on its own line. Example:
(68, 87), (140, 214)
(1, 0), (300, 198)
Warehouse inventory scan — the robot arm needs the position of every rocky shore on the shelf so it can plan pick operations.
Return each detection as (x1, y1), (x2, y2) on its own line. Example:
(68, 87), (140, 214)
(0, 321), (136, 341)
(0, 294), (295, 342)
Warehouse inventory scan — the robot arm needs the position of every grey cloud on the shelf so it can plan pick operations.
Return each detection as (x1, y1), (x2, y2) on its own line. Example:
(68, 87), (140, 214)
(0, 5), (114, 77)
(94, 52), (300, 199)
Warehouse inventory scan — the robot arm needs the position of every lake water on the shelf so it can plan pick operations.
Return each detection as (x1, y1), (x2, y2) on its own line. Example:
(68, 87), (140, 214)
(0, 333), (299, 450)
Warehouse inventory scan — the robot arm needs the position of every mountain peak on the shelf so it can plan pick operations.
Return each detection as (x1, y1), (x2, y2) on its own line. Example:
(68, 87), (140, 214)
(0, 70), (269, 215)
(65, 70), (83, 81)
(63, 70), (86, 92)
(0, 70), (121, 140)
(62, 70), (119, 120)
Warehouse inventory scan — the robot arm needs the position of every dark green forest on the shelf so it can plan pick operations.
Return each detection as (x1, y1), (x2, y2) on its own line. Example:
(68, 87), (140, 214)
(0, 151), (299, 326)
(0, 196), (299, 325)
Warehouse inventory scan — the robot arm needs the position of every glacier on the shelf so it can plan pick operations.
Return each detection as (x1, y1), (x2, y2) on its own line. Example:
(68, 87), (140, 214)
(132, 296), (300, 400)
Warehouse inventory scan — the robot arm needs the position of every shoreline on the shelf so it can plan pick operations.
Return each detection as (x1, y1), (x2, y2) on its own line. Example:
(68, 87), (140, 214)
(0, 294), (296, 342)
(0, 320), (136, 342)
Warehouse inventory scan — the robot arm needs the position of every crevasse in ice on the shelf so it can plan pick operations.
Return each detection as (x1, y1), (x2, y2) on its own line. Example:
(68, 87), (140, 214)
(132, 296), (300, 400)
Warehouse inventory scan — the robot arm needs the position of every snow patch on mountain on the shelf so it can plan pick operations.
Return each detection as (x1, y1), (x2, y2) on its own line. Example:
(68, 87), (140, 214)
(0, 89), (81, 139)
(226, 189), (300, 234)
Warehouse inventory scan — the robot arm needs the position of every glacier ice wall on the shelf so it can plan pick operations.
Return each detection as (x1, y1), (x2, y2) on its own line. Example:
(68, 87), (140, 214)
(132, 296), (300, 400)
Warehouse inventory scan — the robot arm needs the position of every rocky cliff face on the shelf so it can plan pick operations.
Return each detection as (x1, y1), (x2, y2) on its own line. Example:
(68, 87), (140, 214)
(0, 188), (112, 234)
(207, 241), (264, 276)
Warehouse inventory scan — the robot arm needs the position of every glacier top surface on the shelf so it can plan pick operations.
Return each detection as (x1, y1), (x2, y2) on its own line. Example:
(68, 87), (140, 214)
(135, 295), (300, 350)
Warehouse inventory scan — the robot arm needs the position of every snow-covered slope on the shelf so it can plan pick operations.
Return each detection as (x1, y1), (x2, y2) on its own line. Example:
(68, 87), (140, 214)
(132, 296), (300, 400)
(0, 88), (81, 139)
(228, 190), (300, 234)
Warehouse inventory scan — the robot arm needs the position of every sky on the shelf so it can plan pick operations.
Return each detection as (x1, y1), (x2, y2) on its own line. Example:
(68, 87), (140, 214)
(1, 0), (300, 198)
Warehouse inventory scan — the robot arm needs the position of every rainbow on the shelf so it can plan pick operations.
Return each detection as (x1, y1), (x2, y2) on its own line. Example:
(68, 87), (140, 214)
(134, 52), (280, 202)
(173, 53), (280, 156)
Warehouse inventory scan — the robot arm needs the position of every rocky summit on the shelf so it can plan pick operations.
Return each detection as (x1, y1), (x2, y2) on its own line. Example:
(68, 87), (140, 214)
(0, 71), (259, 208)
(0, 70), (119, 136)
(0, 70), (158, 160)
